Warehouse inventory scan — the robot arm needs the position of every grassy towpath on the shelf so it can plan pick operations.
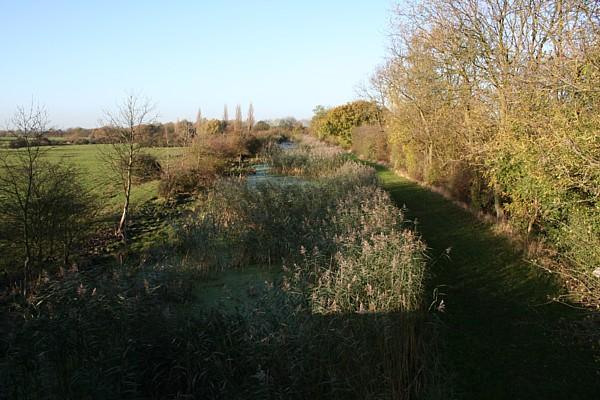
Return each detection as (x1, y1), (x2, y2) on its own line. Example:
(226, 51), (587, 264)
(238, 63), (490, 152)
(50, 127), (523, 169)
(375, 165), (598, 399)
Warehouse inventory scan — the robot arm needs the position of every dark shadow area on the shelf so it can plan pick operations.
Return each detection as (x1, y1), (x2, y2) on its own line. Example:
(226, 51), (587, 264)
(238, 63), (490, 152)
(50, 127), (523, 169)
(1, 266), (440, 399)
(374, 164), (599, 399)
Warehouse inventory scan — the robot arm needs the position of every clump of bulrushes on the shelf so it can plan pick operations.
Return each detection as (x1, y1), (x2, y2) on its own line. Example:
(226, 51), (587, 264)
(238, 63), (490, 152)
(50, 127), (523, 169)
(267, 139), (346, 178)
(301, 186), (427, 314)
(170, 143), (436, 397)
(174, 157), (382, 272)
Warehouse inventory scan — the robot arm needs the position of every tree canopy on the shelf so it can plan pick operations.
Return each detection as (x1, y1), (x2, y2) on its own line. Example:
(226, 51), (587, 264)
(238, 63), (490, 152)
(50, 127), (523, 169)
(310, 100), (382, 146)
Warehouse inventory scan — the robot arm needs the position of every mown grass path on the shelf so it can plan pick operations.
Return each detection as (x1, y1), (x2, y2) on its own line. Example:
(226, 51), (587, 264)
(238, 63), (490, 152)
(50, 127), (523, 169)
(376, 165), (598, 399)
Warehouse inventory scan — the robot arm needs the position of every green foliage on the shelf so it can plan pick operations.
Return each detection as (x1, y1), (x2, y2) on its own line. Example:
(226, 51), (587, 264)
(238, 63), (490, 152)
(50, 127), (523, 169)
(553, 207), (600, 276)
(276, 117), (303, 131)
(310, 101), (382, 147)
(377, 165), (598, 398)
(8, 136), (53, 148)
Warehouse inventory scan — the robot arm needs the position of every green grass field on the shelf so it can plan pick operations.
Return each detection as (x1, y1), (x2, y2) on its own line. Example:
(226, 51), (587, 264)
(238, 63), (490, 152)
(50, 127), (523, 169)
(2, 144), (185, 214)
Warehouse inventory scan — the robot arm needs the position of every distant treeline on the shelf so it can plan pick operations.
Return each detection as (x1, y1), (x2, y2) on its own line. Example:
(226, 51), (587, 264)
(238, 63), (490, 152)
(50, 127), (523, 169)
(0, 116), (306, 147)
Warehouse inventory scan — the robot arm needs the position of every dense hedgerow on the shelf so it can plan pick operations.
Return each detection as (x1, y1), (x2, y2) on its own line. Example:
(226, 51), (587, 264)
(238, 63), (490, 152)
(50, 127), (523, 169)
(352, 0), (600, 304)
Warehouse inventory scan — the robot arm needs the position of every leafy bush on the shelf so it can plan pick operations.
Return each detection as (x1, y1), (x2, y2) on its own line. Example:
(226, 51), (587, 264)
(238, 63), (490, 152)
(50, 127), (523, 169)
(158, 166), (218, 198)
(204, 119), (226, 135)
(310, 101), (383, 147)
(72, 138), (90, 145)
(133, 153), (162, 182)
(159, 133), (276, 198)
(370, 0), (600, 304)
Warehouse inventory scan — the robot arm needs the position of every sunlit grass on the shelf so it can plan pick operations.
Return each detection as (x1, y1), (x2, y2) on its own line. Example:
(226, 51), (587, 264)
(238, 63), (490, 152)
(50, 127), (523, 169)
(1, 144), (185, 213)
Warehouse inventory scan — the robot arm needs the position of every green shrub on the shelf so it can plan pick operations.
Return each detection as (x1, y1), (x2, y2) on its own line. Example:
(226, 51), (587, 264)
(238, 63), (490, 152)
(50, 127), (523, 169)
(8, 136), (53, 148)
(0, 160), (95, 274)
(310, 101), (383, 147)
(158, 166), (217, 198)
(133, 153), (162, 182)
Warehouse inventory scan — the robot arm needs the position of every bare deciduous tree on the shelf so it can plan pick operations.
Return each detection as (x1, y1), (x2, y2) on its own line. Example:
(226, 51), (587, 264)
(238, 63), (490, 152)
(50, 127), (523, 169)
(0, 102), (48, 283)
(178, 119), (195, 146)
(357, 63), (390, 130)
(101, 94), (156, 240)
(0, 102), (93, 290)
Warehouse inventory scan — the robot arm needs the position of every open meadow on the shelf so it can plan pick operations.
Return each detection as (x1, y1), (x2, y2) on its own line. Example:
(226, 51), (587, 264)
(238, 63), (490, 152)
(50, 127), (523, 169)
(2, 144), (185, 213)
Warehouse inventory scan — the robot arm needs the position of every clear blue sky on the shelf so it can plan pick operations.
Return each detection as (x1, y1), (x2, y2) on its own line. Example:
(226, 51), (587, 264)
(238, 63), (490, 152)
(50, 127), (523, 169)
(0, 0), (393, 128)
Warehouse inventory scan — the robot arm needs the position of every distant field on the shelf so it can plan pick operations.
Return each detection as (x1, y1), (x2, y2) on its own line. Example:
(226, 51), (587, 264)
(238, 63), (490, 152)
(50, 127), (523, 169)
(1, 144), (185, 213)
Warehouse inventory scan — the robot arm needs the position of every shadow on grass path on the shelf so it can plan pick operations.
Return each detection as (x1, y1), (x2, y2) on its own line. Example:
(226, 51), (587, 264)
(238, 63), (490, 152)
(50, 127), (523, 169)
(376, 165), (598, 400)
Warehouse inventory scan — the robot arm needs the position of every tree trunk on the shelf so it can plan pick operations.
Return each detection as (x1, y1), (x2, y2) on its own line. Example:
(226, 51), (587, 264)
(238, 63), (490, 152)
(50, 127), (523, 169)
(493, 183), (504, 221)
(117, 156), (133, 240)
(425, 142), (433, 181)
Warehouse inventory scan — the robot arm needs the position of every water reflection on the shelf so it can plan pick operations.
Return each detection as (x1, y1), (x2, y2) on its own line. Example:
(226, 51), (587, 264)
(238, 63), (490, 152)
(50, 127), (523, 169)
(247, 140), (301, 187)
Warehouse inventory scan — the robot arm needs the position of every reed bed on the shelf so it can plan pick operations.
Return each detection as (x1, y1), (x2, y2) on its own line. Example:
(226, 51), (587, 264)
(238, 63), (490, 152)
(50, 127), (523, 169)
(1, 137), (442, 399)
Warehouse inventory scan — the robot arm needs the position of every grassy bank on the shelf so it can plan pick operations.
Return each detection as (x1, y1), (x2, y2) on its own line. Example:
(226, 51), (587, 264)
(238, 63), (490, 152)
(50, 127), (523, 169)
(376, 164), (599, 399)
